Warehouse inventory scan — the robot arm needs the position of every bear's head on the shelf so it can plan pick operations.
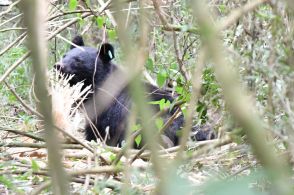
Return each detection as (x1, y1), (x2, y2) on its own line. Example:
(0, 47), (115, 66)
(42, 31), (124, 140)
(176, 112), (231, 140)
(54, 35), (115, 88)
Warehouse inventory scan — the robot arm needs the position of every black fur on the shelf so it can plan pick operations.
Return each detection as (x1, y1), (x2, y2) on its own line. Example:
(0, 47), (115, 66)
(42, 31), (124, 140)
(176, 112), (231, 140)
(70, 35), (85, 49)
(55, 35), (215, 148)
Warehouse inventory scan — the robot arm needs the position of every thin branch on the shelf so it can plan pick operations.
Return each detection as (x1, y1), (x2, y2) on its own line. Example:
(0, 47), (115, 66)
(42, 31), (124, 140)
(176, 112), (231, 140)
(0, 0), (21, 17)
(0, 0), (113, 85)
(0, 27), (26, 33)
(111, 100), (185, 165)
(69, 166), (122, 176)
(172, 29), (188, 82)
(0, 142), (83, 149)
(47, 10), (93, 21)
(0, 51), (31, 84)
(158, 0), (269, 34)
(187, 137), (232, 160)
(129, 108), (182, 164)
(0, 128), (44, 142)
(217, 0), (270, 31)
(31, 181), (51, 195)
(97, 0), (117, 27)
(0, 13), (22, 28)
(4, 81), (39, 116)
(4, 80), (97, 155)
(0, 170), (48, 176)
(174, 49), (206, 163)
(0, 32), (26, 57)
(191, 1), (292, 194)
(20, 1), (69, 193)
(161, 24), (198, 33)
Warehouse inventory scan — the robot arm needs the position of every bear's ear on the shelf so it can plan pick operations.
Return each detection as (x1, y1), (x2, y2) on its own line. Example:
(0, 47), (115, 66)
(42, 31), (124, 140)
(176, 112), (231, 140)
(98, 43), (115, 63)
(70, 35), (85, 49)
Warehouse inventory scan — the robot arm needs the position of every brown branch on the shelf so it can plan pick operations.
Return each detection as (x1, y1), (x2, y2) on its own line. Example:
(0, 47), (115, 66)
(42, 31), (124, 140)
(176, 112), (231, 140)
(0, 142), (83, 149)
(175, 49), (206, 162)
(0, 128), (44, 142)
(0, 170), (48, 176)
(31, 181), (51, 195)
(0, 27), (26, 33)
(161, 25), (199, 33)
(151, 0), (168, 26)
(47, 10), (93, 21)
(97, 0), (117, 26)
(1, 165), (121, 176)
(69, 166), (122, 176)
(172, 29), (188, 82)
(187, 137), (232, 160)
(20, 1), (69, 193)
(181, 38), (197, 62)
(9, 166), (122, 195)
(105, 144), (181, 159)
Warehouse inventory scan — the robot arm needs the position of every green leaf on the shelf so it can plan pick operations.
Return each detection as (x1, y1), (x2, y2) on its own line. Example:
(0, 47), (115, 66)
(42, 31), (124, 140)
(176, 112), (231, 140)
(131, 124), (141, 132)
(135, 134), (142, 147)
(171, 62), (178, 70)
(181, 107), (187, 118)
(31, 159), (39, 172)
(77, 13), (84, 26)
(196, 101), (208, 124)
(110, 154), (116, 162)
(146, 58), (154, 71)
(8, 94), (16, 103)
(69, 0), (78, 11)
(96, 16), (105, 29)
(157, 71), (167, 87)
(159, 99), (171, 110)
(165, 100), (171, 109)
(159, 99), (165, 110)
(218, 4), (227, 14)
(85, 0), (90, 7)
(148, 100), (161, 105)
(107, 29), (117, 41)
(155, 118), (164, 130)
(0, 176), (13, 189)
(175, 86), (184, 95)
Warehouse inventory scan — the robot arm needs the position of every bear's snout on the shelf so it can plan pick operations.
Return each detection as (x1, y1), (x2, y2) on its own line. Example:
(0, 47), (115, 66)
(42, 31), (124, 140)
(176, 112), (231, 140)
(54, 62), (64, 71)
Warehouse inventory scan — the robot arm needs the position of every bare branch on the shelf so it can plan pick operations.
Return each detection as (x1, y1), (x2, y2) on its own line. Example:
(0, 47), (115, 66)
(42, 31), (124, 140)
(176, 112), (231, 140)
(20, 1), (69, 194)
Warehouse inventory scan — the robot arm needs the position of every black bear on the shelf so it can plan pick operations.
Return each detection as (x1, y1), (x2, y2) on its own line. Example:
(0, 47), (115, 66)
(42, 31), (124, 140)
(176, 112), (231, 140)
(54, 35), (215, 148)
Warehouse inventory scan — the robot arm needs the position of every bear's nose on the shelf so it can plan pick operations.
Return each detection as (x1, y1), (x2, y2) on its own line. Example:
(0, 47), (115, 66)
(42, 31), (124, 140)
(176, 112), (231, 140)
(54, 62), (63, 70)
